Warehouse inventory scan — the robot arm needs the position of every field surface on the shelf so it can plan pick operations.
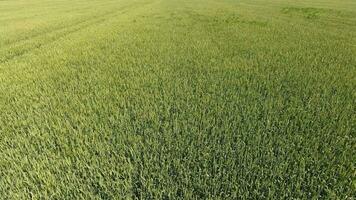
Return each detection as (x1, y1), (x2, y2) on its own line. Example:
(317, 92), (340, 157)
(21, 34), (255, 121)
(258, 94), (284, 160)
(0, 0), (355, 199)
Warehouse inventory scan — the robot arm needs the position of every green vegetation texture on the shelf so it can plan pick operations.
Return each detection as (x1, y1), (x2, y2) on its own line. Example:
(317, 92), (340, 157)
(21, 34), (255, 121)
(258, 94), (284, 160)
(0, 0), (355, 199)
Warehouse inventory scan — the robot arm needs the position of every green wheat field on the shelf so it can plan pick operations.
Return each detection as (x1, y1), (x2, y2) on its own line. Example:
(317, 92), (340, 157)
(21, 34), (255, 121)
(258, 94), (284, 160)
(0, 0), (355, 199)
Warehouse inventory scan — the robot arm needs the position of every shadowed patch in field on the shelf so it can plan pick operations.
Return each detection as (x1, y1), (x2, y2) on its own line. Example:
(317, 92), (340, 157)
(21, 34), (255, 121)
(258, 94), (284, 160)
(281, 7), (341, 19)
(184, 11), (268, 27)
